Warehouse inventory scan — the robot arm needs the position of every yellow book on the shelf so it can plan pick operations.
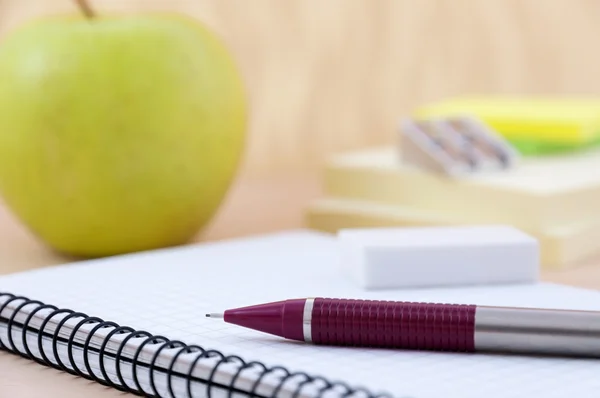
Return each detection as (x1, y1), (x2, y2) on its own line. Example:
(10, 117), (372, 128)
(414, 97), (600, 153)
(323, 146), (600, 231)
(306, 197), (600, 268)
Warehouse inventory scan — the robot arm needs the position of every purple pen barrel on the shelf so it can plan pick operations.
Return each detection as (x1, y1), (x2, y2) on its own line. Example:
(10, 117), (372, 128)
(308, 298), (476, 351)
(310, 298), (600, 357)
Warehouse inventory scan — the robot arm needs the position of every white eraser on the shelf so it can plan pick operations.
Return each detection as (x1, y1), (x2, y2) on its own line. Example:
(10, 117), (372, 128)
(338, 225), (539, 290)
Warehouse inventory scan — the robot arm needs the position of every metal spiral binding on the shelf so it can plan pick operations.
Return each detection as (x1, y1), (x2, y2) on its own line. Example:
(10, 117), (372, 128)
(0, 292), (392, 398)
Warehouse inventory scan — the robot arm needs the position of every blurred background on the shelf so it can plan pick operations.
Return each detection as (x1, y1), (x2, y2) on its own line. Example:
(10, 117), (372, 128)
(3, 0), (599, 177)
(2, 0), (600, 284)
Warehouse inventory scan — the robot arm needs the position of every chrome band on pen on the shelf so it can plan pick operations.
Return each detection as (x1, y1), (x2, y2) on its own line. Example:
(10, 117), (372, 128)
(474, 305), (600, 357)
(303, 298), (315, 342)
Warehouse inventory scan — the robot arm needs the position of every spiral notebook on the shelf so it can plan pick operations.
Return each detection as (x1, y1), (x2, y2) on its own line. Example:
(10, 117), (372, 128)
(2, 230), (600, 398)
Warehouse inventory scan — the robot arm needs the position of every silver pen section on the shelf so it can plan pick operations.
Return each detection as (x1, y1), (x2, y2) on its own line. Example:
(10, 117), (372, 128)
(475, 306), (600, 357)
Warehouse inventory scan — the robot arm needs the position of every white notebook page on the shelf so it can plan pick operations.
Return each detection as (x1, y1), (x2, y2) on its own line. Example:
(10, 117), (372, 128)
(1, 230), (600, 398)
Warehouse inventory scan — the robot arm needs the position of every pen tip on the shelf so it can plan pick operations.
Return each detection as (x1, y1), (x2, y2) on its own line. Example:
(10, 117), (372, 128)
(205, 313), (224, 319)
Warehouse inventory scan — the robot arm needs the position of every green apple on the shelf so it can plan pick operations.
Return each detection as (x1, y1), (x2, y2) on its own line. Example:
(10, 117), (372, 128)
(0, 12), (247, 257)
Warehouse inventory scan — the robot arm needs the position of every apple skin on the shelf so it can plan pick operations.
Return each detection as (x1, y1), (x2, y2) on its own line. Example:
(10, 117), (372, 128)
(0, 13), (247, 257)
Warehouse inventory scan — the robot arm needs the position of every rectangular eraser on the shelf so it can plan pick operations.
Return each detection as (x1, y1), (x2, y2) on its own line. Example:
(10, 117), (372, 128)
(338, 225), (539, 290)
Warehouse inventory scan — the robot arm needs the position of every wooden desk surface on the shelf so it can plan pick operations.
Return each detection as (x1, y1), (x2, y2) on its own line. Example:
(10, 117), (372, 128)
(2, 173), (600, 397)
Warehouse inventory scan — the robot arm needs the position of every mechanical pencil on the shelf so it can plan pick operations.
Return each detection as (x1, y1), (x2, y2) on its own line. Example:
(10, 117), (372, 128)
(206, 297), (600, 357)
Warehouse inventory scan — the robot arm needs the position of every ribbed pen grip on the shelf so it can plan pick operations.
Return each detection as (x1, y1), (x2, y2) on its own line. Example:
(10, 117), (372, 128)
(311, 298), (476, 352)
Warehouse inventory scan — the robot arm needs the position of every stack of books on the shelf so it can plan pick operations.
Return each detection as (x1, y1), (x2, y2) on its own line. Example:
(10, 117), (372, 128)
(306, 98), (600, 269)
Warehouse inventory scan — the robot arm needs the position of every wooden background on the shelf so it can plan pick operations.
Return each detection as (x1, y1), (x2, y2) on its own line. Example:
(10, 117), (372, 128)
(1, 0), (600, 176)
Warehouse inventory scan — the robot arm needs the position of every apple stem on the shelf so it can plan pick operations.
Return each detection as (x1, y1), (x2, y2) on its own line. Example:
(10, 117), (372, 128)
(74, 0), (95, 19)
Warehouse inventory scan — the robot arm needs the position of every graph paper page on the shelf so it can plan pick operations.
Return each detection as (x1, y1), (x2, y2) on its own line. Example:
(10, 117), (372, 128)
(1, 230), (600, 398)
